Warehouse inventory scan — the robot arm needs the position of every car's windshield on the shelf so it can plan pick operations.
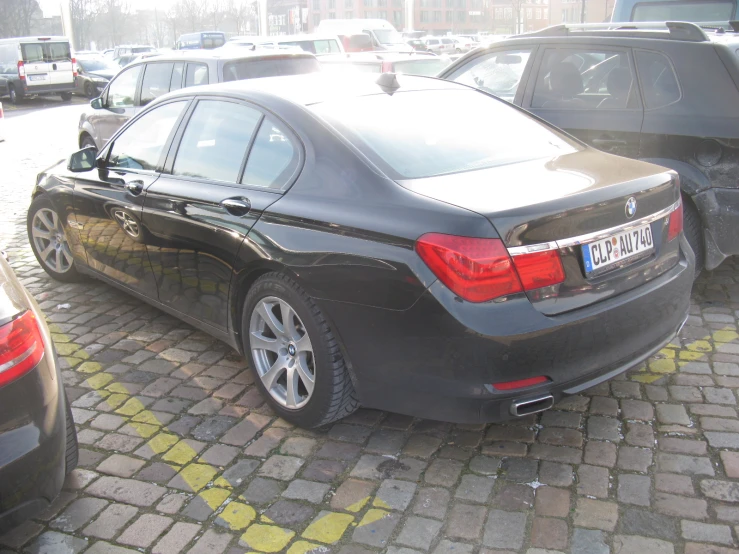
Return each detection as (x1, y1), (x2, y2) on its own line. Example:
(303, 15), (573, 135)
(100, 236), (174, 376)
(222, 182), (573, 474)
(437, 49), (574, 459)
(632, 0), (735, 21)
(311, 89), (578, 179)
(223, 57), (321, 81)
(78, 58), (116, 72)
(374, 29), (405, 45)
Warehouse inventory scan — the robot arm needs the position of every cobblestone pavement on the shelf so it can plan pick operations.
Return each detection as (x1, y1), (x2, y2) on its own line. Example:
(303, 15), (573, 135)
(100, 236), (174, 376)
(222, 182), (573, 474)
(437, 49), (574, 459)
(2, 105), (739, 554)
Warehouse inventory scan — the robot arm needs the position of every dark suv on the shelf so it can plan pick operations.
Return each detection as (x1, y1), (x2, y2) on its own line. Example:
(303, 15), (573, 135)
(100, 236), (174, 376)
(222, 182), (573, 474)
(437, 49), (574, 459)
(439, 21), (739, 273)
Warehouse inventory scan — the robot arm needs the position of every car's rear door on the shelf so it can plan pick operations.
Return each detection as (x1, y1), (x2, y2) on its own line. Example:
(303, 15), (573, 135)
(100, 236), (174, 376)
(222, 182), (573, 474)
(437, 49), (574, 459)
(522, 43), (644, 158)
(141, 97), (300, 332)
(45, 41), (74, 86)
(91, 63), (143, 145)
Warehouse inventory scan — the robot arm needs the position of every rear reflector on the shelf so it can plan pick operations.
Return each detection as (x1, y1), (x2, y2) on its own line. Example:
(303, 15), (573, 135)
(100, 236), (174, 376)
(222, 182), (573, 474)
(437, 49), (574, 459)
(416, 234), (523, 302)
(416, 233), (566, 303)
(0, 310), (45, 388)
(17, 61), (25, 81)
(72, 57), (77, 78)
(493, 375), (550, 391)
(667, 201), (683, 242)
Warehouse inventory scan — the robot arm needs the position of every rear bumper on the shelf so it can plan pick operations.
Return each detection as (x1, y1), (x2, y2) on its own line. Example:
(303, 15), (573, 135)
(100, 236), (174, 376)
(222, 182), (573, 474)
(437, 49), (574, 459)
(20, 82), (75, 96)
(320, 236), (694, 423)
(0, 356), (67, 533)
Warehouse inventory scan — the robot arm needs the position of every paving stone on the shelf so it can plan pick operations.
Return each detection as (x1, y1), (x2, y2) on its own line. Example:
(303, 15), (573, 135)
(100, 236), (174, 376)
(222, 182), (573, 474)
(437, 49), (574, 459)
(412, 487), (450, 520)
(374, 479), (417, 511)
(656, 473), (695, 496)
(455, 474), (494, 503)
(590, 396), (619, 416)
(136, 463), (178, 484)
(613, 535), (675, 554)
(625, 422), (655, 447)
(265, 499), (316, 526)
(500, 457), (538, 482)
(485, 425), (535, 443)
(705, 432), (739, 448)
(468, 455), (501, 475)
(200, 444), (240, 467)
(701, 479), (739, 502)
(365, 430), (406, 455)
(221, 413), (271, 446)
(655, 492), (709, 519)
(657, 404), (691, 425)
(353, 509), (400, 547)
(587, 416), (621, 441)
(535, 486), (570, 518)
(659, 437), (707, 455)
(620, 507), (679, 540)
(0, 520), (43, 549)
(530, 517), (568, 550)
(538, 427), (583, 448)
(403, 435), (443, 458)
(82, 503), (139, 540)
(316, 441), (362, 460)
(192, 416), (237, 441)
(617, 446), (653, 472)
(86, 476), (166, 506)
(704, 387), (737, 405)
(529, 443), (582, 464)
(481, 441), (528, 458)
(241, 477), (284, 505)
(432, 540), (474, 554)
(96, 454), (145, 478)
(681, 521), (734, 545)
(683, 543), (739, 554)
(156, 493), (188, 514)
(576, 464), (609, 498)
(24, 531), (88, 554)
(621, 399), (654, 421)
(329, 424), (373, 444)
(282, 479), (331, 503)
(258, 455), (304, 480)
(50, 497), (108, 532)
(187, 529), (233, 554)
(482, 509), (527, 550)
(424, 458), (464, 486)
(555, 394), (590, 411)
(221, 459), (260, 487)
(617, 474), (651, 506)
(491, 484), (535, 511)
(118, 513), (173, 548)
(571, 528), (609, 554)
(302, 459), (346, 483)
(539, 461), (573, 486)
(152, 522), (201, 554)
(541, 410), (582, 429)
(446, 503), (486, 540)
(90, 413), (126, 431)
(658, 453), (715, 475)
(573, 498), (618, 531)
(330, 479), (376, 512)
(245, 428), (288, 457)
(396, 516), (443, 550)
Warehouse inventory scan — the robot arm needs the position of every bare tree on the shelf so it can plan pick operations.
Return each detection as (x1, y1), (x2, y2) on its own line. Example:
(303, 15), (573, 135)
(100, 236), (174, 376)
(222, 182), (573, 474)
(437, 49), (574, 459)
(0, 0), (41, 38)
(69, 0), (99, 49)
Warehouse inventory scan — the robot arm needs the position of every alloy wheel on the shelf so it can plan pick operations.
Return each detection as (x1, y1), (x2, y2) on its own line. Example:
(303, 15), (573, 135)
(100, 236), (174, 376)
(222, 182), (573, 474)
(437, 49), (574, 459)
(249, 296), (315, 409)
(31, 208), (73, 274)
(113, 209), (140, 238)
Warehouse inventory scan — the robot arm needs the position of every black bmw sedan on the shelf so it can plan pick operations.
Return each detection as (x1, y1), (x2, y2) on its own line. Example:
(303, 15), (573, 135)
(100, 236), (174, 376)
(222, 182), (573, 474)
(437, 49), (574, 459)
(27, 74), (693, 427)
(0, 254), (77, 532)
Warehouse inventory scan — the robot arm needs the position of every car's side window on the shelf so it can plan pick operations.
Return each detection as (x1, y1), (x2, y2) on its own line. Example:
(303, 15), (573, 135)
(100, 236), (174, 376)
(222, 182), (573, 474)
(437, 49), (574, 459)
(108, 101), (187, 171)
(172, 100), (261, 183)
(184, 63), (209, 87)
(635, 50), (680, 109)
(448, 49), (532, 102)
(107, 65), (142, 108)
(241, 117), (300, 190)
(170, 62), (184, 91)
(140, 62), (175, 106)
(532, 48), (636, 110)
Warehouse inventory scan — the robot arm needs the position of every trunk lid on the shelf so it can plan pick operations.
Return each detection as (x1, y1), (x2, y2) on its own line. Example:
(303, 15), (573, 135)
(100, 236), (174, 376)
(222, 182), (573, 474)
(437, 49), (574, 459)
(400, 150), (682, 315)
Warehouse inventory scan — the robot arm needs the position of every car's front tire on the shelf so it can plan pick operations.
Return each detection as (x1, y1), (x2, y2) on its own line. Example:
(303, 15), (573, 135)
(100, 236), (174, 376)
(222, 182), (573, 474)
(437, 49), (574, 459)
(60, 92), (72, 101)
(27, 195), (85, 282)
(242, 273), (358, 428)
(64, 393), (78, 475)
(84, 82), (96, 98)
(80, 134), (96, 150)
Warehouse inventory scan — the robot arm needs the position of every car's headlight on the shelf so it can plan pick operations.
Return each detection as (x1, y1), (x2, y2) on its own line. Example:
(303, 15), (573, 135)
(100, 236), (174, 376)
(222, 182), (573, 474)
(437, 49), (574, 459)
(91, 77), (109, 83)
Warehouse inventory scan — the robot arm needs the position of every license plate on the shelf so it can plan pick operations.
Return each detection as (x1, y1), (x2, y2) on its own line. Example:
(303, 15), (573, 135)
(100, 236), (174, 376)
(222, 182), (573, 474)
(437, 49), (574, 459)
(28, 74), (47, 81)
(582, 223), (654, 275)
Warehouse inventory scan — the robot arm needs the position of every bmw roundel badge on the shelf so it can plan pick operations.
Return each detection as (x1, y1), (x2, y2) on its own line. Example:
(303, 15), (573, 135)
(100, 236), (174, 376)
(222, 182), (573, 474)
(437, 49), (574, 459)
(625, 197), (637, 219)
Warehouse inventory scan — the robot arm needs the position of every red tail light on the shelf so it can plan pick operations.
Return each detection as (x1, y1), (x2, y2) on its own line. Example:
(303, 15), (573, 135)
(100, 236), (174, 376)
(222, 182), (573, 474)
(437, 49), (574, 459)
(667, 201), (683, 242)
(493, 375), (550, 391)
(17, 61), (26, 81)
(416, 234), (566, 303)
(381, 61), (393, 73)
(0, 311), (45, 388)
(72, 57), (77, 78)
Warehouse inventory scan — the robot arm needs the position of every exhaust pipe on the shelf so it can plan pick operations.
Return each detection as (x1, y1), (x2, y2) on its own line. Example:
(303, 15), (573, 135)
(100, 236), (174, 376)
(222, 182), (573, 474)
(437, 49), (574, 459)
(510, 394), (554, 417)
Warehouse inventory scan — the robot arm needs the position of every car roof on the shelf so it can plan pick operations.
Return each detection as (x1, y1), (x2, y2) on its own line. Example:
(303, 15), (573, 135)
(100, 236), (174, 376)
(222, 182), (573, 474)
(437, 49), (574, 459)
(164, 72), (467, 107)
(129, 49), (317, 64)
(321, 52), (437, 62)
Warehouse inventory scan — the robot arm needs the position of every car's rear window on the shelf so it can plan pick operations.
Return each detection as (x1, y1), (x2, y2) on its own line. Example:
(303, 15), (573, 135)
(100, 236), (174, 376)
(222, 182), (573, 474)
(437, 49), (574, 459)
(311, 89), (578, 179)
(223, 57), (321, 81)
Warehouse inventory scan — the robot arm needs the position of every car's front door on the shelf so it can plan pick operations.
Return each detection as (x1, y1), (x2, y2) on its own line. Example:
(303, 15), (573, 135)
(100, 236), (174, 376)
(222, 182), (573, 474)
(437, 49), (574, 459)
(142, 98), (299, 332)
(73, 99), (190, 299)
(523, 45), (644, 158)
(90, 64), (143, 146)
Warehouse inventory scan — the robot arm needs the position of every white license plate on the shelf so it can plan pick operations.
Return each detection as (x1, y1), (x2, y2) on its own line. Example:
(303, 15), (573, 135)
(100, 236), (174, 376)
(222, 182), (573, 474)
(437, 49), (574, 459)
(582, 223), (654, 275)
(28, 74), (47, 81)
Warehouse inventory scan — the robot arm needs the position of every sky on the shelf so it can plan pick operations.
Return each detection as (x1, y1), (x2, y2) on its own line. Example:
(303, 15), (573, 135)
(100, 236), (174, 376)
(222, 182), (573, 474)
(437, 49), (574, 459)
(39, 0), (176, 17)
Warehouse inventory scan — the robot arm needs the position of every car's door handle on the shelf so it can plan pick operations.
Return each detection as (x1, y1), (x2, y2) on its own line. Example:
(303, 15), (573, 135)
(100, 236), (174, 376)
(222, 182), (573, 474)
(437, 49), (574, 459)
(592, 138), (627, 148)
(221, 197), (251, 216)
(125, 180), (144, 195)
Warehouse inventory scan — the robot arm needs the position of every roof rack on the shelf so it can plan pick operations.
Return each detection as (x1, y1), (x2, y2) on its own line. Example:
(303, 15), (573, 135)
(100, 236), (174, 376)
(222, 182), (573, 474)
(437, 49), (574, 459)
(521, 21), (709, 42)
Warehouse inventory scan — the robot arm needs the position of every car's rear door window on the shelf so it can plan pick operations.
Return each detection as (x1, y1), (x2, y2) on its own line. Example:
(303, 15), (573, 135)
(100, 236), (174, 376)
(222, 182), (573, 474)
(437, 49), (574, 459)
(47, 42), (71, 61)
(173, 100), (261, 183)
(223, 57), (320, 81)
(447, 49), (532, 102)
(184, 63), (209, 87)
(170, 61), (184, 91)
(532, 48), (637, 110)
(635, 50), (681, 109)
(311, 89), (577, 179)
(241, 117), (301, 190)
(21, 43), (44, 63)
(107, 64), (142, 108)
(140, 62), (175, 105)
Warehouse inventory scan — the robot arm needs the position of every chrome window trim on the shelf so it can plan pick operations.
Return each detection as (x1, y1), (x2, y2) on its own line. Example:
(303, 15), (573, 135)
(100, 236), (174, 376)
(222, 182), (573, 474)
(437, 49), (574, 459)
(507, 199), (680, 256)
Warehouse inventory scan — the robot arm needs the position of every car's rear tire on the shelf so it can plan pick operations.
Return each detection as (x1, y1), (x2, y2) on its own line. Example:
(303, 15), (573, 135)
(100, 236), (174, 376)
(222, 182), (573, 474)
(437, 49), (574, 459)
(64, 393), (78, 475)
(80, 134), (96, 150)
(84, 82), (96, 98)
(242, 273), (358, 428)
(683, 195), (704, 277)
(60, 92), (72, 101)
(27, 195), (85, 282)
(8, 85), (18, 105)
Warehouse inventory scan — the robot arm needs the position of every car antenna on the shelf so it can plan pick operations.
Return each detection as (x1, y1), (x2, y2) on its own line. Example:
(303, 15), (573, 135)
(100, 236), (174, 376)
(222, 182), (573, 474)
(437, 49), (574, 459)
(376, 72), (400, 94)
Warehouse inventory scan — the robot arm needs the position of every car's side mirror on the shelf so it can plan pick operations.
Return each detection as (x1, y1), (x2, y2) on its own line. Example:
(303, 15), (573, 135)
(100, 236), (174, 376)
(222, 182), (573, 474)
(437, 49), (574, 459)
(68, 146), (98, 172)
(90, 96), (103, 109)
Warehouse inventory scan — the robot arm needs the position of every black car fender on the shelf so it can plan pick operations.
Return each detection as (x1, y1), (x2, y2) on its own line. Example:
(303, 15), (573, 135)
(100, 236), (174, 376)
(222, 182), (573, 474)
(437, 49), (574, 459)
(639, 157), (712, 196)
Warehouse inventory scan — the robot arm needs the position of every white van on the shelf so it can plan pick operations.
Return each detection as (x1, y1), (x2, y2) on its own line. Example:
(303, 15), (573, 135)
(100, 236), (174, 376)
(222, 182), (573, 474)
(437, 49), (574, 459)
(0, 36), (75, 104)
(315, 19), (412, 52)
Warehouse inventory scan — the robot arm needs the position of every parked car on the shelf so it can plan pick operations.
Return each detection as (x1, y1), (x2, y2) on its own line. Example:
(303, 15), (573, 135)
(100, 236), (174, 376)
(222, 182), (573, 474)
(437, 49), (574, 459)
(0, 36), (75, 104)
(0, 101), (4, 142)
(424, 36), (455, 54)
(0, 253), (77, 532)
(320, 52), (452, 76)
(116, 51), (159, 68)
(112, 44), (156, 60)
(611, 0), (735, 24)
(102, 48), (114, 58)
(316, 19), (412, 52)
(252, 35), (344, 55)
(450, 36), (476, 53)
(175, 31), (227, 50)
(35, 73), (691, 427)
(78, 49), (321, 149)
(439, 21), (739, 274)
(407, 39), (429, 52)
(75, 56), (119, 98)
(339, 33), (374, 52)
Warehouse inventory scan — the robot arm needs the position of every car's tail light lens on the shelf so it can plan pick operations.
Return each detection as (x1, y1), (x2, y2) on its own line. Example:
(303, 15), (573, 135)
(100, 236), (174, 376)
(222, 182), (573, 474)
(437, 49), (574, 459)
(416, 234), (523, 302)
(381, 61), (393, 73)
(511, 250), (565, 290)
(0, 311), (45, 388)
(667, 201), (683, 242)
(416, 234), (566, 303)
(72, 57), (77, 78)
(17, 61), (25, 81)
(492, 375), (550, 391)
